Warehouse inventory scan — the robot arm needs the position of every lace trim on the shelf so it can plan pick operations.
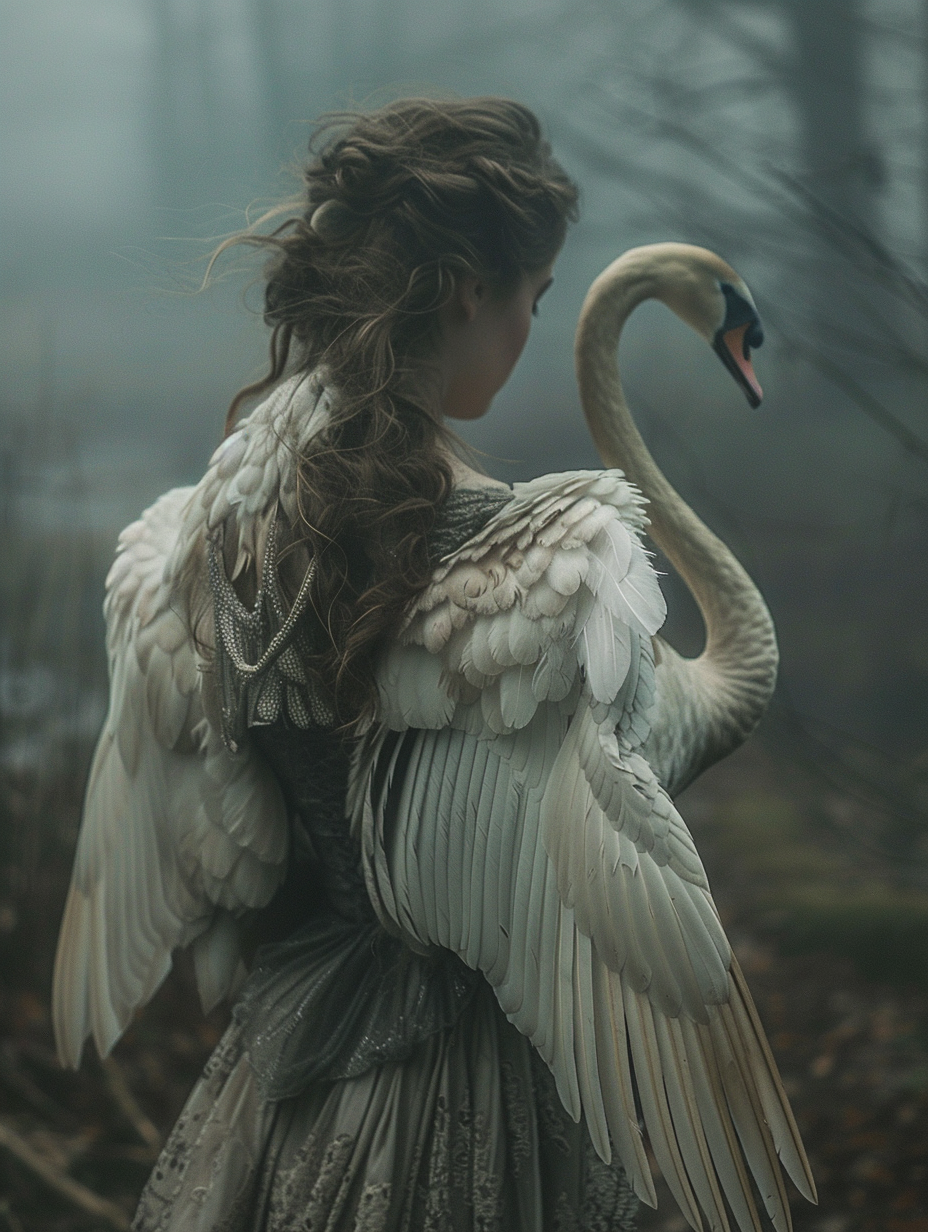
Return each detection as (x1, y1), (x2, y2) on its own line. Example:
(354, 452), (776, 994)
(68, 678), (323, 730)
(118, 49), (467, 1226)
(133, 1021), (640, 1232)
(278, 1132), (355, 1229)
(500, 1059), (532, 1176)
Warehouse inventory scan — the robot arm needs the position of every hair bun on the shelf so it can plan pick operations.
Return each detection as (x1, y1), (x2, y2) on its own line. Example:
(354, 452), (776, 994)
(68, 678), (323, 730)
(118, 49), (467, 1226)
(309, 198), (359, 241)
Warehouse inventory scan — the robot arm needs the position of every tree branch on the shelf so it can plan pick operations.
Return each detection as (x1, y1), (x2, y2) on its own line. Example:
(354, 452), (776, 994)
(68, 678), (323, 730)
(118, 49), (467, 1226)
(101, 1056), (162, 1153)
(0, 1119), (130, 1231)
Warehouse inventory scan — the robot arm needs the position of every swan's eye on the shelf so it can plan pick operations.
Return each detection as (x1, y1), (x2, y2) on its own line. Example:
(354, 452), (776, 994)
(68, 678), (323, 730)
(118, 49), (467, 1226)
(745, 321), (764, 354)
(532, 302), (541, 318)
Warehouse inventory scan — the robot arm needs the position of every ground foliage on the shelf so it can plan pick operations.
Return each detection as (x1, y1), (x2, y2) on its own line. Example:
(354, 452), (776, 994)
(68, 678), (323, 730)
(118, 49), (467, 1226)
(0, 728), (926, 1232)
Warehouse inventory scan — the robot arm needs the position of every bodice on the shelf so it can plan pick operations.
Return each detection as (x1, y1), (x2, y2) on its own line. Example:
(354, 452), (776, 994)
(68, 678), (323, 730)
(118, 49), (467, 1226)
(225, 484), (513, 1098)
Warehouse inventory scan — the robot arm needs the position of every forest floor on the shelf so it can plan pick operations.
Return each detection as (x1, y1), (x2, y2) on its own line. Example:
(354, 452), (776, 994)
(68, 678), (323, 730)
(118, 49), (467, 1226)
(0, 734), (926, 1232)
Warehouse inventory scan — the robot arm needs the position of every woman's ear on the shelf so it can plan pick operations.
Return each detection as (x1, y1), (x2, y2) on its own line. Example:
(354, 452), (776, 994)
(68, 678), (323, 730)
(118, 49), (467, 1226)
(456, 274), (484, 322)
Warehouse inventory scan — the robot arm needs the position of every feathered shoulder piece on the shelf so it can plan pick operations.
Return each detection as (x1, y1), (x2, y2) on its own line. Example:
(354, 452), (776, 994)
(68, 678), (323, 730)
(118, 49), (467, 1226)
(179, 373), (330, 586)
(378, 470), (666, 734)
(52, 374), (329, 1067)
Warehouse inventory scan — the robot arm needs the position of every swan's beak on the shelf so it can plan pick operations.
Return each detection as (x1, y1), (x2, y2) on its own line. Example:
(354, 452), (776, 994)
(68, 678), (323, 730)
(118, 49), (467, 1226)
(711, 281), (763, 407)
(713, 324), (763, 408)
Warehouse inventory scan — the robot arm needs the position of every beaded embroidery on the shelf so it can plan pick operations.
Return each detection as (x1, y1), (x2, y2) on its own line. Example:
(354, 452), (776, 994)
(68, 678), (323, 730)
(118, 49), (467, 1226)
(207, 513), (335, 752)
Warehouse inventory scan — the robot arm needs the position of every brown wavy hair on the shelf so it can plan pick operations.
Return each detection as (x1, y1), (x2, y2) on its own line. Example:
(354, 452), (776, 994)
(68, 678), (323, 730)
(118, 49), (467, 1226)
(220, 97), (578, 727)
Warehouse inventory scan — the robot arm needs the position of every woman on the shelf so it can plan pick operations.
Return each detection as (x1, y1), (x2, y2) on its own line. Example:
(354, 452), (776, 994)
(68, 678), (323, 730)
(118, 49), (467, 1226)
(55, 96), (815, 1232)
(54, 98), (641, 1230)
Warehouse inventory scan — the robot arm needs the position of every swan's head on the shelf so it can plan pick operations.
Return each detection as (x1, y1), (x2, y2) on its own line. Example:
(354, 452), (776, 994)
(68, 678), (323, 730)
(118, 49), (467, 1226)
(645, 243), (764, 408)
(708, 279), (764, 409)
(585, 243), (765, 408)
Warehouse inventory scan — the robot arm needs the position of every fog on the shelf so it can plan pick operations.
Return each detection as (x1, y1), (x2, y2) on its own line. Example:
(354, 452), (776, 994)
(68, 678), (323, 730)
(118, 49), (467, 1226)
(2, 4), (928, 1224)
(6, 0), (926, 726)
(3, 1), (927, 811)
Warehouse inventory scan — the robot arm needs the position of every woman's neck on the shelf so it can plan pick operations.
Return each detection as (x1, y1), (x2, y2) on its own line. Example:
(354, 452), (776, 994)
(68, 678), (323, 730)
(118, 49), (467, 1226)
(437, 439), (512, 493)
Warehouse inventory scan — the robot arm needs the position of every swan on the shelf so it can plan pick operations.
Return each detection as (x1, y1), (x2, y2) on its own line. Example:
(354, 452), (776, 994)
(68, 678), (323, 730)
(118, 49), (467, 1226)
(52, 243), (815, 1232)
(576, 242), (777, 796)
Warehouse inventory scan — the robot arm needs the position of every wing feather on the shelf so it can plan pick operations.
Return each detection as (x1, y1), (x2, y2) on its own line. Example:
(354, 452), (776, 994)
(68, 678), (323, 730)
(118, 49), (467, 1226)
(624, 986), (704, 1229)
(708, 1004), (792, 1231)
(528, 842), (560, 1058)
(412, 728), (445, 945)
(430, 731), (461, 949)
(727, 961), (816, 1201)
(653, 1012), (729, 1231)
(592, 961), (656, 1204)
(394, 731), (430, 942)
(357, 470), (814, 1232)
(550, 899), (581, 1120)
(52, 376), (329, 1066)
(573, 929), (611, 1161)
(684, 1015), (766, 1229)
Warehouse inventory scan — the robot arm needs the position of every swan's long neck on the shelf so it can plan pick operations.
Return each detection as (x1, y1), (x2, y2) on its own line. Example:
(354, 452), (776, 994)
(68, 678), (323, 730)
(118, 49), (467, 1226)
(575, 249), (778, 753)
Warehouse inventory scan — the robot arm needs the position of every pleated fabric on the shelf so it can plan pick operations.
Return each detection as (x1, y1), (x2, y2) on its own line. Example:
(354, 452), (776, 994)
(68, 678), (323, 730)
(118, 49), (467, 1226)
(133, 982), (639, 1232)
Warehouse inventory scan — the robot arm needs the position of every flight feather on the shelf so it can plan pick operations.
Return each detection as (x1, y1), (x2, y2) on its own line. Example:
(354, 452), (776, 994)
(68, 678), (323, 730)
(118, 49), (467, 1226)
(355, 471), (814, 1232)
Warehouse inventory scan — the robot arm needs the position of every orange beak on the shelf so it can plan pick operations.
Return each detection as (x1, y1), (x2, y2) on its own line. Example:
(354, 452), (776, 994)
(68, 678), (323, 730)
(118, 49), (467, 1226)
(713, 322), (763, 407)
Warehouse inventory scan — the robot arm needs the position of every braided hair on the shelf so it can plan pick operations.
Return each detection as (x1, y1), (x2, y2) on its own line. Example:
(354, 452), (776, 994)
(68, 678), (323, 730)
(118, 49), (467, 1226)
(221, 97), (578, 727)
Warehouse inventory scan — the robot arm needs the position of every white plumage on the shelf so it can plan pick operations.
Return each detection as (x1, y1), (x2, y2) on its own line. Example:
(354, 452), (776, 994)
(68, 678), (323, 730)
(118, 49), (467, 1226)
(351, 468), (813, 1231)
(53, 245), (816, 1232)
(52, 373), (329, 1066)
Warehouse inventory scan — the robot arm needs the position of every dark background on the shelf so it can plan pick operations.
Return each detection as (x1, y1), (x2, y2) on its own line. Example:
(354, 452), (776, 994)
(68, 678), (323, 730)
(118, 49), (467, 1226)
(1, 1), (927, 1228)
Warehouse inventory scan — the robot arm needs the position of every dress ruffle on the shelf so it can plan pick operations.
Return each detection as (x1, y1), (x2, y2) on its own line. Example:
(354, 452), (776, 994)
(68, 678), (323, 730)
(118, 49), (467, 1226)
(133, 984), (638, 1232)
(233, 915), (481, 1097)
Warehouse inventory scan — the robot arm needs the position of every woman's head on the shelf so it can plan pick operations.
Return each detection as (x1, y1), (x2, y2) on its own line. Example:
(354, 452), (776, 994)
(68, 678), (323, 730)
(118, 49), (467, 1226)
(222, 98), (578, 726)
(233, 97), (578, 422)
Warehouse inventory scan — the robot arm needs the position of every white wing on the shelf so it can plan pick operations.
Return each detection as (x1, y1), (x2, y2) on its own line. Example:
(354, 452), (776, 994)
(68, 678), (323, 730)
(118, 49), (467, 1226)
(53, 375), (327, 1067)
(353, 471), (814, 1232)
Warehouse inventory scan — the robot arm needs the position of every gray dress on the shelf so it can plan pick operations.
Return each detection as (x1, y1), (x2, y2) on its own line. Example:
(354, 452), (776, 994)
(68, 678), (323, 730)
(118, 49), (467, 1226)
(132, 488), (639, 1232)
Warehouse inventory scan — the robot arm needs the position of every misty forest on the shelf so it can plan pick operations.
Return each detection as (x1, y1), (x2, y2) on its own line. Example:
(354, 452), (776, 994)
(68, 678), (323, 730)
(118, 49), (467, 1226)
(2, 0), (928, 1228)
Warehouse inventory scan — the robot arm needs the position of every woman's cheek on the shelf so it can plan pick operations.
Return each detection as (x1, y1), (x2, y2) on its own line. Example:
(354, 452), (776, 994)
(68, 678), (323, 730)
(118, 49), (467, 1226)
(499, 306), (532, 383)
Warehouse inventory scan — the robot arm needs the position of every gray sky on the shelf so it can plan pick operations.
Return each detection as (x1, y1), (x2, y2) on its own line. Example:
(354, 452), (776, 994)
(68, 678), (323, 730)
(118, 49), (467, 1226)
(3, 0), (928, 754)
